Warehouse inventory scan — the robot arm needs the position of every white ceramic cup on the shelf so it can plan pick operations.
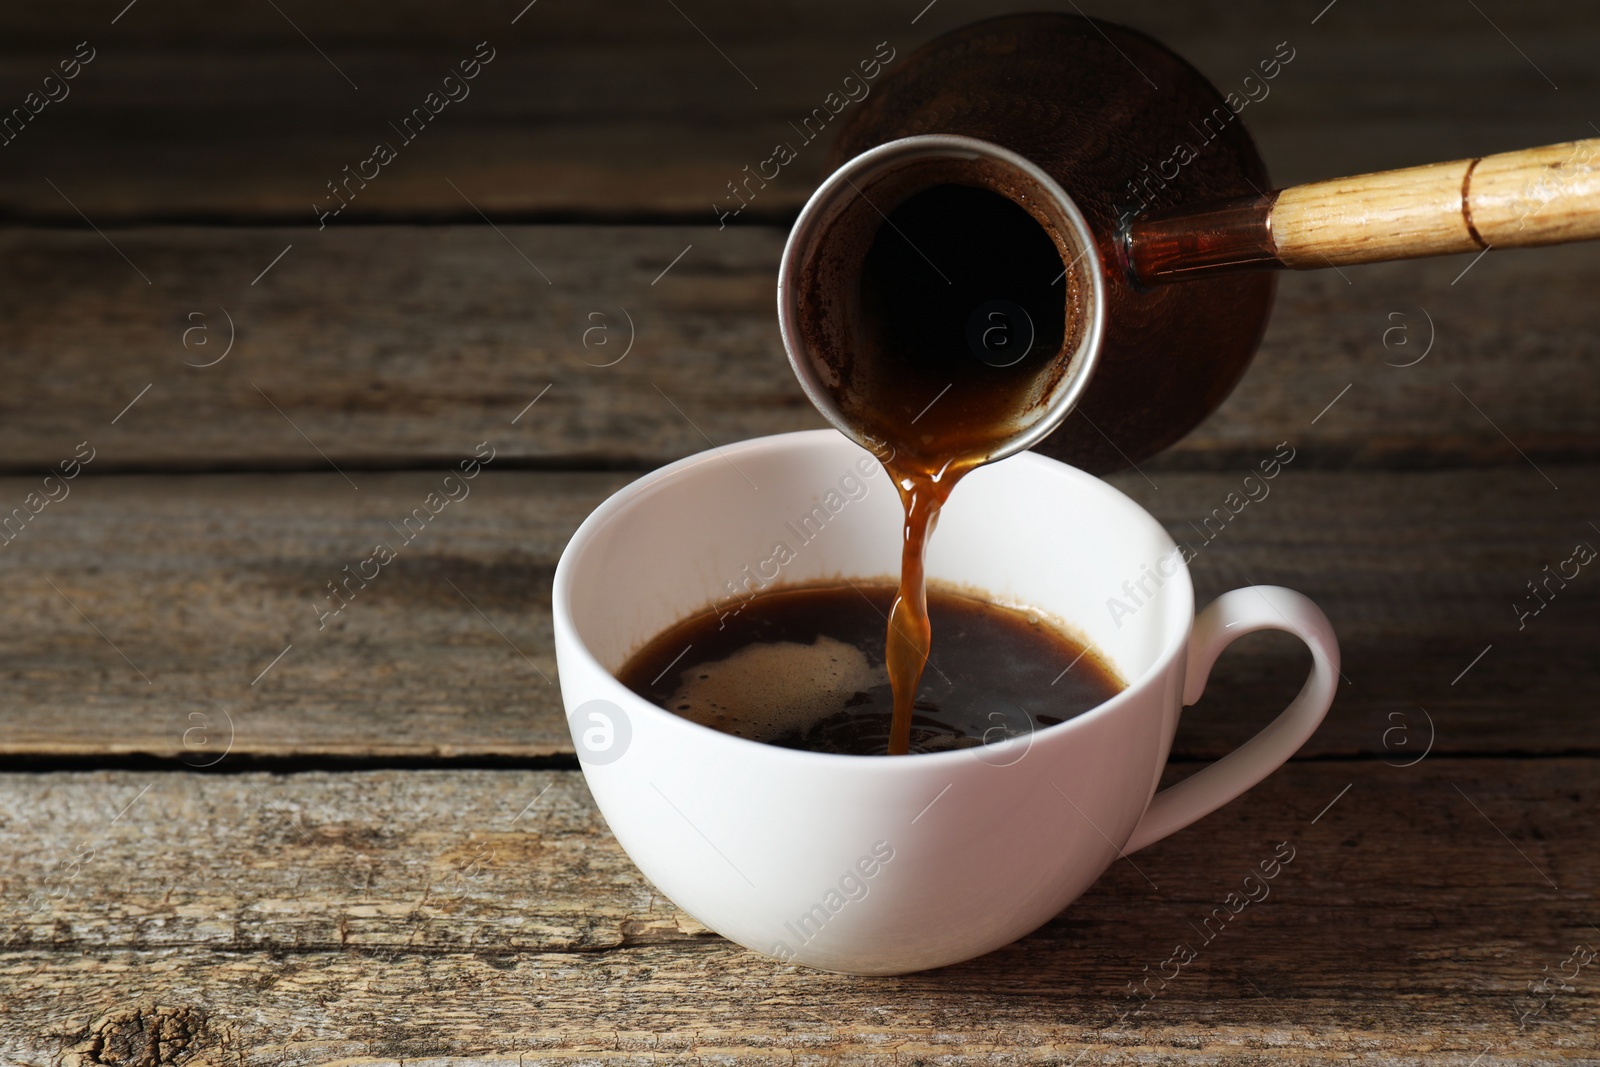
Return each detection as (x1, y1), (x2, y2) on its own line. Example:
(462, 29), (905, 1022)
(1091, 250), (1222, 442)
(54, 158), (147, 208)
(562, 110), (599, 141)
(552, 430), (1339, 975)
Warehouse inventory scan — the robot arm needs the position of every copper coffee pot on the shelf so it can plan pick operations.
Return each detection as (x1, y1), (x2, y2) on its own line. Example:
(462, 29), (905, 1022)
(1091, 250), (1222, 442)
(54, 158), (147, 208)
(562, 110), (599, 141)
(778, 14), (1600, 473)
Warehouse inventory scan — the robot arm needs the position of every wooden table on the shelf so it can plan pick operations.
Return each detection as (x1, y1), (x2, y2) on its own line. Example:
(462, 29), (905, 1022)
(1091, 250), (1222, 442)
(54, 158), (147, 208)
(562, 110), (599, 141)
(2, 2), (1597, 1062)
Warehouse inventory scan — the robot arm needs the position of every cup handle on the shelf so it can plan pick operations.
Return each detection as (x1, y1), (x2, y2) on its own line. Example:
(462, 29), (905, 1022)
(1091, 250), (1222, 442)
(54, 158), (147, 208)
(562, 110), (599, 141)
(1124, 586), (1340, 854)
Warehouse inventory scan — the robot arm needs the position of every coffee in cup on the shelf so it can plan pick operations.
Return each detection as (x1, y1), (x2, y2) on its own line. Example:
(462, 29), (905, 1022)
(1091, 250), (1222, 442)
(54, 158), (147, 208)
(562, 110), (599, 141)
(618, 579), (1124, 756)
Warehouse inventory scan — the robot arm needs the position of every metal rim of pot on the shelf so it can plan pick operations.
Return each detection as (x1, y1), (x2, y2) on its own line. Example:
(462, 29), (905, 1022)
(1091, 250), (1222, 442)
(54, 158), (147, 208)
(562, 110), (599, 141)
(776, 132), (1107, 465)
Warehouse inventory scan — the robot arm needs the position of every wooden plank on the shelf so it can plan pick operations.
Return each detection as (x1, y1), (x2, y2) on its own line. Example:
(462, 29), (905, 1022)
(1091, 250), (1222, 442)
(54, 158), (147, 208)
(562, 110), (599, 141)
(0, 226), (821, 473)
(1, 466), (1596, 760)
(1, 760), (1594, 1063)
(0, 470), (613, 760)
(2, 226), (1599, 472)
(0, 2), (1595, 221)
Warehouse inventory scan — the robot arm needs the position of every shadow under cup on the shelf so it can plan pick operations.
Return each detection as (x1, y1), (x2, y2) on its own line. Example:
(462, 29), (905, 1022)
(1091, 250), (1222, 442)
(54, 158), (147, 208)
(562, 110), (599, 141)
(552, 429), (1194, 974)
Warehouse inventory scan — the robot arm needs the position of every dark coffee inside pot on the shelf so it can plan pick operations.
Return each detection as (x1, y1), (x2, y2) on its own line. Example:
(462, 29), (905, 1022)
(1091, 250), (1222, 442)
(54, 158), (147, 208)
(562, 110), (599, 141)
(854, 182), (1073, 455)
(617, 581), (1123, 756)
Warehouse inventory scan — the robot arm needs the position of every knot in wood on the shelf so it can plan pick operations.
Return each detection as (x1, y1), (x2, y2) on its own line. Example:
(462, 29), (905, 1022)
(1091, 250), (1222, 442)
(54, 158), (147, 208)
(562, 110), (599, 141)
(77, 1006), (209, 1067)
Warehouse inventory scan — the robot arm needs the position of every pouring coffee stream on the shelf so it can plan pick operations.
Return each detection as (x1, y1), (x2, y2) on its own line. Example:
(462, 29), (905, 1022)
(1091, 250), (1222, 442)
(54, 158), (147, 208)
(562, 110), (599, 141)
(777, 14), (1600, 755)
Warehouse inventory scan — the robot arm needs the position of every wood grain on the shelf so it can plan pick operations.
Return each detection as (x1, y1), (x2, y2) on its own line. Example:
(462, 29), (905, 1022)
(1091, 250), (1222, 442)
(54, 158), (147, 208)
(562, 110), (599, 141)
(2, 226), (1599, 474)
(1, 4), (1594, 1061)
(1, 760), (1594, 1064)
(0, 1), (1596, 222)
(1, 466), (1595, 761)
(1272, 140), (1600, 268)
(1473, 139), (1600, 245)
(1273, 158), (1480, 267)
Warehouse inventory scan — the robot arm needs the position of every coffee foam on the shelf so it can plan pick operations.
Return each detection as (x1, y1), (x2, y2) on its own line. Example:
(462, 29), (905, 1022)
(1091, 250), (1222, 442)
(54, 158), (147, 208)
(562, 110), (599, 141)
(665, 635), (883, 740)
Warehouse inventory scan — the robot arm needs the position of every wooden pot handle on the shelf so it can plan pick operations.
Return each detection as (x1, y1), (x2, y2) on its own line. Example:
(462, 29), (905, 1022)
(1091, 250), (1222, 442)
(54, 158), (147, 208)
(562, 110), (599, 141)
(1127, 138), (1600, 283)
